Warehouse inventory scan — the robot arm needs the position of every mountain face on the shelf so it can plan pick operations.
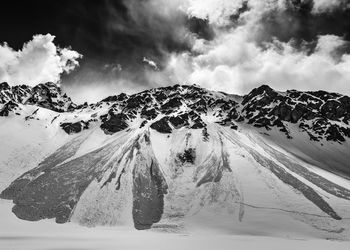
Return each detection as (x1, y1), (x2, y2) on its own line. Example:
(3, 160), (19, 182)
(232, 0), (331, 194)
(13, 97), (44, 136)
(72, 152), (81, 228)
(0, 82), (76, 116)
(1, 82), (350, 238)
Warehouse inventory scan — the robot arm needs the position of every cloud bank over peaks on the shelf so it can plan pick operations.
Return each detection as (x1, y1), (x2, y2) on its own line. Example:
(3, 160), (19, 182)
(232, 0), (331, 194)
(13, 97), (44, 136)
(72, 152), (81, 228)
(147, 0), (350, 96)
(312, 0), (350, 13)
(0, 34), (82, 86)
(1, 0), (349, 102)
(187, 0), (246, 26)
(183, 33), (350, 95)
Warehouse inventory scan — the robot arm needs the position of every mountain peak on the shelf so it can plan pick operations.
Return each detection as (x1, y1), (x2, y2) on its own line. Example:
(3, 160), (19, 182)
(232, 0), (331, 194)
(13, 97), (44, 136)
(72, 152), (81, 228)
(1, 82), (350, 237)
(0, 82), (76, 113)
(0, 82), (10, 90)
(2, 82), (350, 145)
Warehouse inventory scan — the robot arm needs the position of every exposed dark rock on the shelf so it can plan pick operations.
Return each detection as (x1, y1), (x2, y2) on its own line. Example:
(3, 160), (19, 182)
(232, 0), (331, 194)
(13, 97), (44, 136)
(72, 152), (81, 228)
(202, 127), (210, 142)
(100, 112), (129, 134)
(2, 81), (350, 144)
(161, 97), (182, 110)
(26, 82), (76, 112)
(125, 95), (145, 109)
(177, 148), (196, 164)
(150, 117), (172, 134)
(238, 84), (350, 143)
(154, 91), (167, 102)
(102, 93), (128, 102)
(140, 120), (148, 128)
(76, 102), (89, 109)
(326, 125), (345, 142)
(310, 90), (340, 101)
(191, 121), (206, 129)
(141, 108), (158, 120)
(169, 114), (190, 128)
(189, 99), (207, 113)
(0, 101), (19, 116)
(0, 82), (10, 90)
(242, 84), (277, 106)
(60, 121), (89, 134)
(227, 108), (240, 120)
(230, 123), (238, 130)
(340, 127), (350, 138)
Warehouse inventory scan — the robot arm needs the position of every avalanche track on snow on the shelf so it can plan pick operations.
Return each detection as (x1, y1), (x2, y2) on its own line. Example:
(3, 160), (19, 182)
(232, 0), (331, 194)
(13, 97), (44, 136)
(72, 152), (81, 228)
(1, 83), (350, 239)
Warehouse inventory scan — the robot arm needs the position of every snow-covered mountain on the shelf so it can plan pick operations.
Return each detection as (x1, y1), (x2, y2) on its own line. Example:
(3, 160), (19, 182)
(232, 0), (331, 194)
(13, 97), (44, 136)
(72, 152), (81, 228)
(1, 82), (350, 239)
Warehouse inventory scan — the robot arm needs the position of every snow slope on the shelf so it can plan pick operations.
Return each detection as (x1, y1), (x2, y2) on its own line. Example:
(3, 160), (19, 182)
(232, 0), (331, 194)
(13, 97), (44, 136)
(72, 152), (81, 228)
(3, 200), (350, 250)
(2, 199), (350, 250)
(1, 83), (350, 241)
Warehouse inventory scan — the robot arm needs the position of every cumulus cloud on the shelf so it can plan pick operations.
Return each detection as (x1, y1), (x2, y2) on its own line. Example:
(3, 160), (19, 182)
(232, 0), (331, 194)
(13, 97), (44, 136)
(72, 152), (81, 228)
(312, 0), (350, 13)
(143, 57), (159, 70)
(187, 0), (246, 26)
(181, 34), (350, 95)
(143, 0), (350, 96)
(3, 0), (348, 102)
(0, 34), (81, 86)
(59, 0), (350, 102)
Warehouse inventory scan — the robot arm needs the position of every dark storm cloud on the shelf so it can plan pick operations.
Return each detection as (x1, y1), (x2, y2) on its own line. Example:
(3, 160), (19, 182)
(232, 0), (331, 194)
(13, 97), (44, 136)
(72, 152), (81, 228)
(0, 0), (218, 100)
(2, 0), (349, 75)
(1, 0), (350, 65)
(238, 0), (350, 52)
(175, 0), (350, 97)
(230, 0), (250, 23)
(1, 0), (350, 102)
(0, 1), (184, 67)
(187, 17), (216, 41)
(102, 0), (191, 69)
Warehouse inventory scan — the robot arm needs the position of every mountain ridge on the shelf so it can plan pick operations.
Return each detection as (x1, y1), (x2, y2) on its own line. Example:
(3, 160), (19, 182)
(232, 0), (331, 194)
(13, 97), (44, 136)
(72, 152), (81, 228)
(2, 81), (350, 143)
(1, 81), (350, 238)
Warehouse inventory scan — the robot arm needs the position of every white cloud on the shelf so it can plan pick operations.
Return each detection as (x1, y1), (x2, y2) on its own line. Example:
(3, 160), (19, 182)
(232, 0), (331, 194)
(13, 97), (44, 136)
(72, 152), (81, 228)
(315, 34), (347, 56)
(312, 0), (350, 13)
(5, 1), (346, 102)
(187, 0), (245, 26)
(0, 34), (82, 86)
(176, 33), (350, 95)
(186, 0), (287, 27)
(63, 0), (349, 102)
(151, 0), (350, 96)
(143, 57), (159, 70)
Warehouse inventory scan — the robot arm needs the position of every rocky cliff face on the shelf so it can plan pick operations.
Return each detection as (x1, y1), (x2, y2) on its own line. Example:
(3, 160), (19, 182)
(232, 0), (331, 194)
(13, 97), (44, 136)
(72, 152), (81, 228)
(0, 82), (76, 115)
(1, 82), (350, 238)
(241, 85), (350, 142)
(2, 82), (350, 144)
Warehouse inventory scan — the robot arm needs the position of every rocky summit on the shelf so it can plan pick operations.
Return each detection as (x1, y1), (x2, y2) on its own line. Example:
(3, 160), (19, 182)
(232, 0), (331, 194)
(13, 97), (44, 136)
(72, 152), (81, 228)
(3, 82), (350, 143)
(0, 82), (76, 115)
(1, 82), (350, 238)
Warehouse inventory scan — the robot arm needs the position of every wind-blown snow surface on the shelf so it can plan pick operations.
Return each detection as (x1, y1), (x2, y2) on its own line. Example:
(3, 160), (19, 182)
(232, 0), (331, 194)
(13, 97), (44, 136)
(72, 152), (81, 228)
(2, 201), (350, 250)
(1, 83), (350, 248)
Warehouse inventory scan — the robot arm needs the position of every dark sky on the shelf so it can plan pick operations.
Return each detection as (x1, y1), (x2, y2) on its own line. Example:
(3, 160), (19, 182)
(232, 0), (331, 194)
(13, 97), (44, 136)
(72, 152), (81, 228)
(0, 0), (216, 92)
(1, 0), (203, 68)
(3, 0), (349, 68)
(1, 1), (128, 59)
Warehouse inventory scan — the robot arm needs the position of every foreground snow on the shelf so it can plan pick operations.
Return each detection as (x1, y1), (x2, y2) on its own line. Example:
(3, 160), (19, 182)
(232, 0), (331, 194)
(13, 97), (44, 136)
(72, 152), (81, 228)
(2, 116), (350, 238)
(1, 200), (349, 250)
